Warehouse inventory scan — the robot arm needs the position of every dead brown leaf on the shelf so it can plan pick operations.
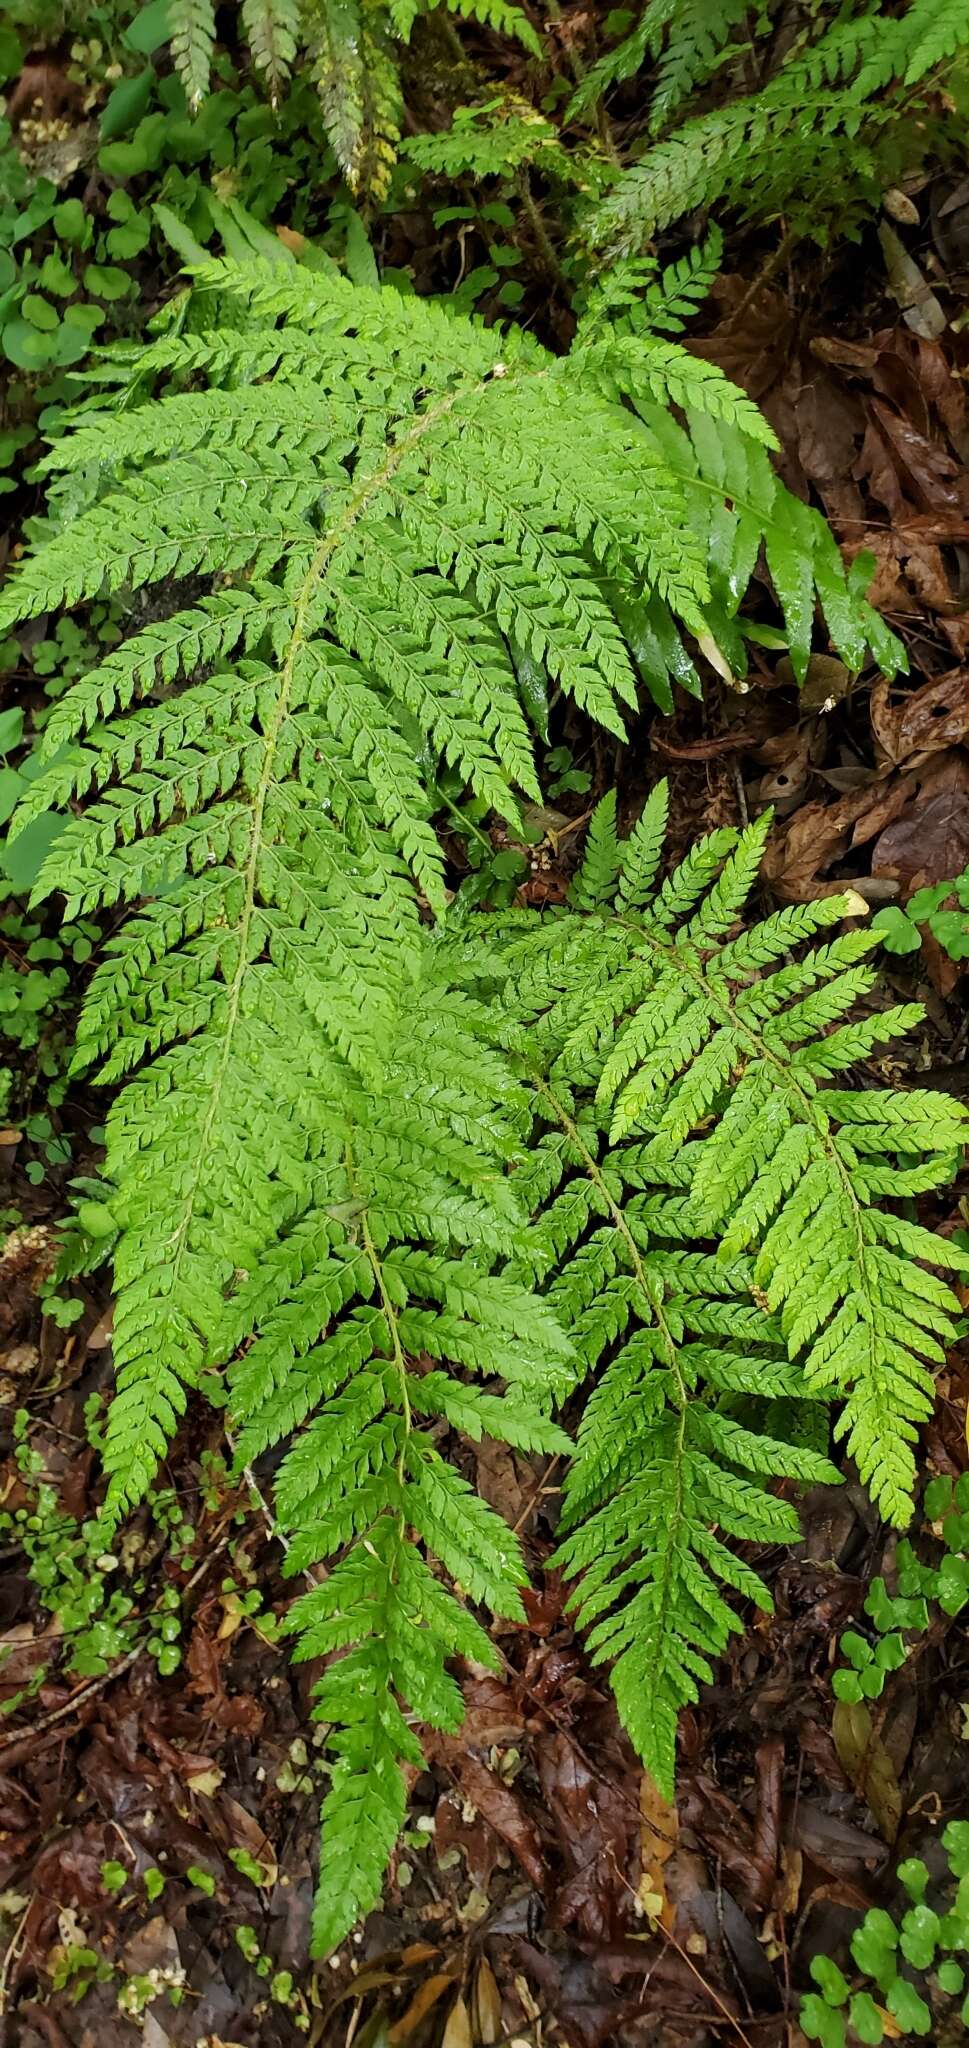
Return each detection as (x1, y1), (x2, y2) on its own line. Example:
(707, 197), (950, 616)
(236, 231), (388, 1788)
(121, 1913), (181, 1980)
(434, 1791), (500, 1891)
(438, 1752), (545, 1890)
(458, 1673), (528, 1746)
(870, 398), (966, 512)
(762, 781), (895, 899)
(209, 1794), (274, 1884)
(693, 277), (795, 401)
(474, 1438), (531, 1525)
(872, 751), (969, 889)
(471, 1959), (502, 2045)
(832, 1702), (902, 1844)
(388, 1972), (456, 2042)
(441, 1995), (474, 2048)
(537, 1732), (637, 1942)
(185, 1620), (266, 1737)
(750, 1739), (784, 1911)
(638, 1774), (678, 1929)
(871, 669), (969, 767)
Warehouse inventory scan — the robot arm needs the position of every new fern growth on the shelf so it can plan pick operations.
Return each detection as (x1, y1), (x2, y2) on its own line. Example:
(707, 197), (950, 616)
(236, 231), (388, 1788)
(474, 784), (969, 1791)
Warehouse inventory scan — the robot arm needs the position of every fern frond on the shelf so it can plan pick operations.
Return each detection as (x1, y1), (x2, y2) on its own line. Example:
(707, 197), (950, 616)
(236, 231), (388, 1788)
(575, 229), (724, 339)
(896, 0), (969, 82)
(584, 0), (969, 249)
(569, 0), (749, 123)
(241, 0), (300, 98)
(645, 0), (752, 131)
(4, 257), (690, 1515)
(440, 0), (542, 55)
(476, 788), (968, 1789)
(170, 0), (216, 106)
(4, 262), (893, 1471)
(215, 968), (570, 1951)
(567, 6), (652, 117)
(403, 102), (564, 180)
(0, 264), (914, 1930)
(305, 0), (367, 193)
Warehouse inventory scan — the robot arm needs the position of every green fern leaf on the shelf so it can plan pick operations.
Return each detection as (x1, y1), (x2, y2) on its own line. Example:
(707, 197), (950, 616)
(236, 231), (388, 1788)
(241, 0), (300, 97)
(168, 0), (216, 105)
(582, 1), (969, 250)
(476, 787), (968, 1792)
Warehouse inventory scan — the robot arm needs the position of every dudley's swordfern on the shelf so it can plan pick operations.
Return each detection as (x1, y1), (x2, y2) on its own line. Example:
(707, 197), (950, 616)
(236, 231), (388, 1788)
(474, 785), (969, 1790)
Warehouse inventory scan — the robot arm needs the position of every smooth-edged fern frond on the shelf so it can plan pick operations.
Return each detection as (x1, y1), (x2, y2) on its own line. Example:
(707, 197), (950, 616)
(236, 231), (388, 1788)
(475, 784), (969, 1789)
(584, 0), (969, 250)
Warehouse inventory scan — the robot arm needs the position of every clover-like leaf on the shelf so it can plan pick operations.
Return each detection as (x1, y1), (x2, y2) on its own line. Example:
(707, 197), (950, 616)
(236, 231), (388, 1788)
(923, 1474), (954, 1520)
(847, 1991), (884, 2045)
(944, 1822), (969, 1882)
(800, 1993), (848, 2048)
(886, 1974), (931, 2035)
(899, 1903), (940, 1971)
(852, 1908), (899, 1990)
(810, 1955), (849, 2006)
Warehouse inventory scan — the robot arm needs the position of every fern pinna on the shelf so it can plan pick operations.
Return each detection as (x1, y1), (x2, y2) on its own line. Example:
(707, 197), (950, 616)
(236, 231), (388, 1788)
(479, 784), (969, 1792)
(223, 942), (572, 1952)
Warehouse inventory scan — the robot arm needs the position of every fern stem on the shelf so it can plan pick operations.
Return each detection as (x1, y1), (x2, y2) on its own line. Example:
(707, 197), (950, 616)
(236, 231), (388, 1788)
(720, 227), (795, 332)
(517, 171), (567, 288)
(352, 1152), (414, 1485)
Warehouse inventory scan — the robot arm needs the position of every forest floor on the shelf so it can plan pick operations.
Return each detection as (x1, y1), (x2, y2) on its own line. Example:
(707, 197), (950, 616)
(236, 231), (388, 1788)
(3, 83), (969, 2048)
